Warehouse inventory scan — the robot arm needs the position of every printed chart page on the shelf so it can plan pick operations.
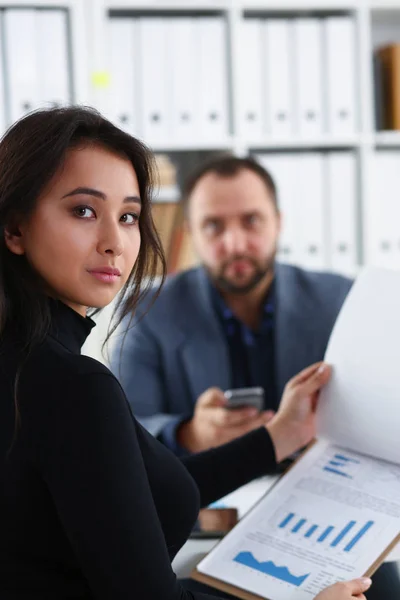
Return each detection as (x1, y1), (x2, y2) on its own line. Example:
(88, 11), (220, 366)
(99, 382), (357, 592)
(196, 440), (400, 600)
(317, 266), (400, 465)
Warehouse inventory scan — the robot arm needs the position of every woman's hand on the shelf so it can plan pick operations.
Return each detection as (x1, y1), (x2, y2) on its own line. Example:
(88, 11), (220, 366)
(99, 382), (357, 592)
(266, 362), (331, 462)
(315, 577), (372, 599)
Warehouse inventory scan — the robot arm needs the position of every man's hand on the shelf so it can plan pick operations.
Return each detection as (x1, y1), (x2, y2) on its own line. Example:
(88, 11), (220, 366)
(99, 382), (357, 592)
(177, 387), (274, 453)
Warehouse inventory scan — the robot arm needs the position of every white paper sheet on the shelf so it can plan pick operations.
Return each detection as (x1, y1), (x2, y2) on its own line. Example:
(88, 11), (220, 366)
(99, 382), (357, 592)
(316, 266), (400, 465)
(197, 440), (400, 600)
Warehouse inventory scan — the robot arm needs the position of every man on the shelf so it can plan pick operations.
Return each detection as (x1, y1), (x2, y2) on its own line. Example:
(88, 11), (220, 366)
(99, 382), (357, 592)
(111, 155), (352, 456)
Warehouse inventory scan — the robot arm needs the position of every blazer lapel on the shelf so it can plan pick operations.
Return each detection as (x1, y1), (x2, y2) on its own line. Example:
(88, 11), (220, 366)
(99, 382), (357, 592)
(178, 268), (231, 400)
(274, 264), (320, 399)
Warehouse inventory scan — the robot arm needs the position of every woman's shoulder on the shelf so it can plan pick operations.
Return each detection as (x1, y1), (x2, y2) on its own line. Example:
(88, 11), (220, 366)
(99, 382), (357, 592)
(23, 336), (124, 403)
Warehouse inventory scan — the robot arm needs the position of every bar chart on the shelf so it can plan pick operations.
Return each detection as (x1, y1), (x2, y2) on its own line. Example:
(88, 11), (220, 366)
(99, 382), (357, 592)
(278, 511), (374, 552)
(322, 452), (360, 479)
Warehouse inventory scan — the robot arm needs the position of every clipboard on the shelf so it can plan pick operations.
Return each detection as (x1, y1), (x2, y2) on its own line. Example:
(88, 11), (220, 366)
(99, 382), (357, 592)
(189, 441), (400, 600)
(190, 534), (400, 600)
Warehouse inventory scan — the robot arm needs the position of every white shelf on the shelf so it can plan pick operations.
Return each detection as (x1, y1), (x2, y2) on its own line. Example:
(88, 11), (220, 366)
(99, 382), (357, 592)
(106, 0), (230, 10)
(153, 185), (180, 203)
(1, 0), (75, 5)
(145, 138), (234, 152)
(246, 136), (361, 149)
(374, 131), (400, 147)
(369, 2), (400, 10)
(239, 0), (358, 10)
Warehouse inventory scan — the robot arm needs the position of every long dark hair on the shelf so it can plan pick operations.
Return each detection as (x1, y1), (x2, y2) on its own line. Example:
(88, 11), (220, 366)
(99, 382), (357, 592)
(0, 105), (165, 364)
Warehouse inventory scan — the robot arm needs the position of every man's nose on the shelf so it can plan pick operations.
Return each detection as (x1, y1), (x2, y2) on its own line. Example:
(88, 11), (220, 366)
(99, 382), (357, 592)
(222, 227), (247, 254)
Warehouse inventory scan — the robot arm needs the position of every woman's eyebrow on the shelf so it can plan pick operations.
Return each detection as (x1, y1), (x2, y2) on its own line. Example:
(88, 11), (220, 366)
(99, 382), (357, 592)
(61, 187), (141, 204)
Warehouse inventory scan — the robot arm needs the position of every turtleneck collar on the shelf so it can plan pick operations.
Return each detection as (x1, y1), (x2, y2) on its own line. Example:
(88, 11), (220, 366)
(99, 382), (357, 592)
(49, 300), (96, 354)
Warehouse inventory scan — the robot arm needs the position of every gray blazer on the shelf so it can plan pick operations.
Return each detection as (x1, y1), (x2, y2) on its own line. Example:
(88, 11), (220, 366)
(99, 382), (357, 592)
(110, 263), (352, 437)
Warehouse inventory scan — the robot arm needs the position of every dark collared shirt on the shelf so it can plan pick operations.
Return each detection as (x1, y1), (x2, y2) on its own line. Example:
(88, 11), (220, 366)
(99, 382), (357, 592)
(211, 281), (277, 412)
(159, 280), (277, 454)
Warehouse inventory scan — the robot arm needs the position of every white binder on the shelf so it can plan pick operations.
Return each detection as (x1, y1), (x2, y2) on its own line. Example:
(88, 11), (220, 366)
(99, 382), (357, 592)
(326, 152), (358, 276)
(197, 16), (229, 140)
(108, 18), (138, 136)
(293, 18), (323, 137)
(366, 152), (398, 270)
(36, 9), (70, 108)
(254, 152), (299, 266)
(3, 8), (40, 123)
(237, 19), (264, 139)
(138, 17), (169, 143)
(296, 153), (326, 270)
(0, 12), (6, 133)
(264, 19), (294, 138)
(169, 17), (198, 140)
(324, 16), (357, 135)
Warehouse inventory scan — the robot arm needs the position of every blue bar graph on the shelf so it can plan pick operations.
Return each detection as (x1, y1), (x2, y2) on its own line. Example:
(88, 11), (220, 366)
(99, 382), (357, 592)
(305, 525), (318, 538)
(292, 519), (307, 533)
(329, 461), (345, 467)
(279, 513), (295, 529)
(344, 521), (374, 552)
(334, 454), (360, 464)
(323, 467), (353, 478)
(318, 526), (334, 542)
(331, 521), (356, 547)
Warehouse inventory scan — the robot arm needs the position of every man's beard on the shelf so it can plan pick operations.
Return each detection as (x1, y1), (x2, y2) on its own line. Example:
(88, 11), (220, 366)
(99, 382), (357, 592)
(207, 255), (274, 295)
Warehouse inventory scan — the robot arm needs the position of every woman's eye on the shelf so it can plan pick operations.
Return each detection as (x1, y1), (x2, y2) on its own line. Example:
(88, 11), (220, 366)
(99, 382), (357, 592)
(74, 206), (95, 219)
(120, 213), (139, 225)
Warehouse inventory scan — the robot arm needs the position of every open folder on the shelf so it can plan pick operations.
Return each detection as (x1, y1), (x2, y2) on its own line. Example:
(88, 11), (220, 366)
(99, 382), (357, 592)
(192, 267), (400, 600)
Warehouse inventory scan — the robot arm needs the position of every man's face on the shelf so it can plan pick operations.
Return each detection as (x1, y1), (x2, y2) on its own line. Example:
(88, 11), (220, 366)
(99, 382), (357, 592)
(187, 168), (281, 294)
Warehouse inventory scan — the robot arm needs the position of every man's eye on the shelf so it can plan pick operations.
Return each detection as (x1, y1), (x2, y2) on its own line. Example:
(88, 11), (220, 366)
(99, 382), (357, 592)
(245, 214), (260, 226)
(204, 221), (221, 234)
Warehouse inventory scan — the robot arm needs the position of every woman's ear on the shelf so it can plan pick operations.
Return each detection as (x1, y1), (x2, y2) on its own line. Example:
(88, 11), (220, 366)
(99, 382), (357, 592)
(4, 223), (25, 255)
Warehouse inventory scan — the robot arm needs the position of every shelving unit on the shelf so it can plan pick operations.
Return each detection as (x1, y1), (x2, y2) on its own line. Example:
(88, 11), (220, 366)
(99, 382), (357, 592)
(1, 0), (397, 360)
(0, 0), (399, 280)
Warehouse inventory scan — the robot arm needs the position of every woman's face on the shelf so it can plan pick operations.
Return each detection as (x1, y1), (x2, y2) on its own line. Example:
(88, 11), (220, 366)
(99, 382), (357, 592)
(6, 144), (142, 316)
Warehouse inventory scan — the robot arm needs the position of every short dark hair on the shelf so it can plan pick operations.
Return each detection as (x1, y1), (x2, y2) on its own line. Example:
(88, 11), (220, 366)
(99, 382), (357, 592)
(182, 154), (278, 211)
(0, 106), (165, 352)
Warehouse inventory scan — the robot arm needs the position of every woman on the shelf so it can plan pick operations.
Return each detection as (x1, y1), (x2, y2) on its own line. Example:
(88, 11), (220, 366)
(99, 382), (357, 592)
(0, 107), (373, 600)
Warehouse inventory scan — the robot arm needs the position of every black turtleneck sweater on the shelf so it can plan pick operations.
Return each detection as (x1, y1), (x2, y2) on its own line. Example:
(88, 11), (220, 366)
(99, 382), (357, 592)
(0, 301), (277, 599)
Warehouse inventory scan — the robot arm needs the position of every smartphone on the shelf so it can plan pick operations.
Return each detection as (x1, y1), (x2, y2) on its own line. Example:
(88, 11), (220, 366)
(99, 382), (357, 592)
(224, 387), (264, 412)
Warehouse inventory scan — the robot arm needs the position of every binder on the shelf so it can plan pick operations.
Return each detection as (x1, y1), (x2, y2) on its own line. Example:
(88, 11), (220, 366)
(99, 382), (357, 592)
(36, 9), (71, 108)
(264, 19), (294, 137)
(293, 18), (323, 137)
(373, 50), (385, 131)
(376, 44), (400, 130)
(237, 19), (264, 139)
(138, 17), (169, 143)
(151, 202), (179, 275)
(0, 12), (6, 133)
(296, 153), (326, 270)
(108, 18), (138, 135)
(324, 16), (357, 135)
(366, 152), (398, 269)
(326, 152), (358, 276)
(3, 8), (40, 123)
(169, 17), (198, 140)
(254, 153), (299, 266)
(197, 16), (229, 140)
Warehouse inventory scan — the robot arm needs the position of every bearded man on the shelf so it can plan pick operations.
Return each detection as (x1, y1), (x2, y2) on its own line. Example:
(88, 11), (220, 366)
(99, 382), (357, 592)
(111, 155), (352, 456)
